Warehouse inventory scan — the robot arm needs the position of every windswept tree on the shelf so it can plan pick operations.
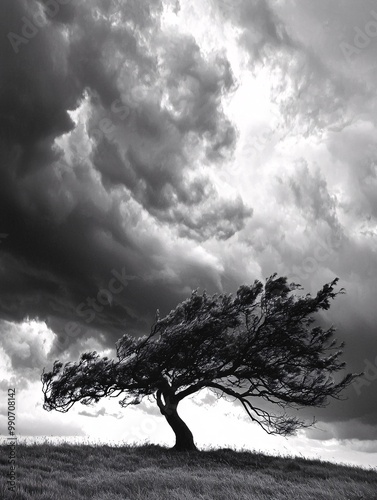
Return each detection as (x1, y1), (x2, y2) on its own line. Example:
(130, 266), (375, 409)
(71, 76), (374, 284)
(42, 275), (358, 451)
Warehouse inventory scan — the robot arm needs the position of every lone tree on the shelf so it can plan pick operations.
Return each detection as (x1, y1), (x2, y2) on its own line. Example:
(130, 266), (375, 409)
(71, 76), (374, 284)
(42, 274), (358, 451)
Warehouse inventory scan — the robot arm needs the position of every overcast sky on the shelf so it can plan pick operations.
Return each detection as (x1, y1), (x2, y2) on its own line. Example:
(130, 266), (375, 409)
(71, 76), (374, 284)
(1, 0), (377, 469)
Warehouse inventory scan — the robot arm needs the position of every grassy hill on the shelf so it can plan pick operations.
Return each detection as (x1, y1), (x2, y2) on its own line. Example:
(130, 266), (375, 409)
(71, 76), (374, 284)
(0, 441), (376, 499)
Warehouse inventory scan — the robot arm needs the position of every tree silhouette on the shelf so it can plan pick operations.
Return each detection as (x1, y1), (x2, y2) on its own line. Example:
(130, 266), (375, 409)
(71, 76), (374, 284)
(42, 274), (358, 451)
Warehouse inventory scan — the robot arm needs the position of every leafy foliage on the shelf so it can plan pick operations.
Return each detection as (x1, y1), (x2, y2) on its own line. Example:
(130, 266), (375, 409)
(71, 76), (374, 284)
(42, 274), (358, 437)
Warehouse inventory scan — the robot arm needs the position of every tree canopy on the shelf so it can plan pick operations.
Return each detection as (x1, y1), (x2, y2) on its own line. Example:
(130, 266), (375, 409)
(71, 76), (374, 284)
(42, 274), (358, 451)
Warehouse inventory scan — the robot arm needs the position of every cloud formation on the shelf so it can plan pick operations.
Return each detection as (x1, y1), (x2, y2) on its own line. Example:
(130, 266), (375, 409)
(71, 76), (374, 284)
(0, 0), (251, 358)
(1, 0), (377, 464)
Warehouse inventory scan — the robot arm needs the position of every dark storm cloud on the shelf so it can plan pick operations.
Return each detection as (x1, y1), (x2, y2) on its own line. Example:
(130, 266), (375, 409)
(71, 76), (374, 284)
(0, 0), (251, 363)
(2, 0), (376, 456)
(218, 0), (377, 445)
(306, 419), (377, 447)
(88, 29), (246, 236)
(245, 161), (377, 438)
(270, 163), (377, 438)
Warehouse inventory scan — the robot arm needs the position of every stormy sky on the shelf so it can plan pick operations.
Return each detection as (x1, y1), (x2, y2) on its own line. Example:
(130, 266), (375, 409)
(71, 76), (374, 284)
(0, 0), (377, 469)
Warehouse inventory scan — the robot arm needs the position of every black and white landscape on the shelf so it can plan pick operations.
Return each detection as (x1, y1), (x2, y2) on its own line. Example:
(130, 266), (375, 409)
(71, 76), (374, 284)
(1, 0), (377, 470)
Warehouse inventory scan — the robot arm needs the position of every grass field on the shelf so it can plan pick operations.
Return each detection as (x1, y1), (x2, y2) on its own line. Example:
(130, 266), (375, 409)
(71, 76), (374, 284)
(0, 441), (376, 499)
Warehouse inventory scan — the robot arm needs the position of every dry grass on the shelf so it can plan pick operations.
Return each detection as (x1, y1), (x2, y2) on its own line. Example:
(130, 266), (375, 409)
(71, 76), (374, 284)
(1, 440), (376, 499)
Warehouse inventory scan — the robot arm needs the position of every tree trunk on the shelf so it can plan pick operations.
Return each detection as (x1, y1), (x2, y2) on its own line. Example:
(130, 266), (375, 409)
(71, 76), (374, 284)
(156, 386), (197, 451)
(164, 407), (197, 451)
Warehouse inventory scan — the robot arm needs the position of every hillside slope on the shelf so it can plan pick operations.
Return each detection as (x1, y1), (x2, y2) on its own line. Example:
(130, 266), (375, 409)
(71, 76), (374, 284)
(1, 442), (376, 499)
